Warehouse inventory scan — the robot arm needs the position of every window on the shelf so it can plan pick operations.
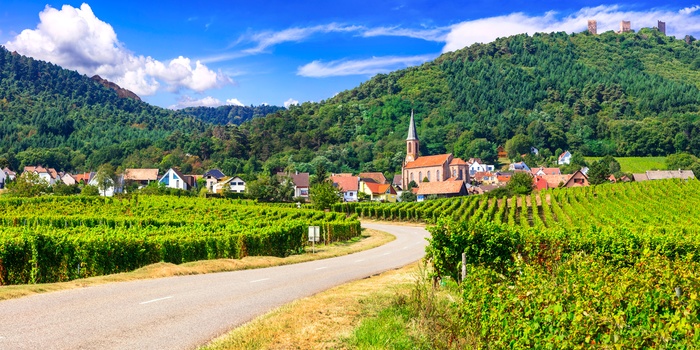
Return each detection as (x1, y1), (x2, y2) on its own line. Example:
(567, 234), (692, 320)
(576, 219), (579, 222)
(410, 173), (414, 182)
(408, 143), (412, 153)
(175, 179), (180, 188)
(459, 170), (463, 180)
(437, 170), (440, 181)
(427, 171), (431, 181)
(452, 169), (456, 178)
(419, 172), (422, 181)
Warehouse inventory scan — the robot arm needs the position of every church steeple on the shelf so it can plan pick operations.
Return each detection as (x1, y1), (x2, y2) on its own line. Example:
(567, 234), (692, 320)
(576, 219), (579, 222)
(405, 110), (419, 163)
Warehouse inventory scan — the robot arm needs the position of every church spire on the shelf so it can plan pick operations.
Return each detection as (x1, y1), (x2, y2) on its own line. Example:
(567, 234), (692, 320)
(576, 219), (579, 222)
(405, 110), (419, 163)
(406, 110), (418, 141)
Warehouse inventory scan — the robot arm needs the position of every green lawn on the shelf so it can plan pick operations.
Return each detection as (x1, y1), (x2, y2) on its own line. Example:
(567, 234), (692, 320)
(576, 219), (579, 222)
(585, 156), (667, 173)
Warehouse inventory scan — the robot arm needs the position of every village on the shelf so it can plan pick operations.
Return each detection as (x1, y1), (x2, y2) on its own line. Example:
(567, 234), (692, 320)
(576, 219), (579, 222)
(0, 111), (695, 202)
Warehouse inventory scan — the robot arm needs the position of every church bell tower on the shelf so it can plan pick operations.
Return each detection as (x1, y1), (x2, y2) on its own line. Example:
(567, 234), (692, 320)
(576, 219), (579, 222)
(405, 110), (419, 164)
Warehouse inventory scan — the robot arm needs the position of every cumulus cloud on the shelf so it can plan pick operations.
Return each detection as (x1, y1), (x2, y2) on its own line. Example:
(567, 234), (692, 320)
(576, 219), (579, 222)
(170, 96), (245, 109)
(226, 98), (244, 106)
(297, 54), (436, 77)
(443, 5), (700, 52)
(5, 4), (231, 96)
(284, 98), (299, 108)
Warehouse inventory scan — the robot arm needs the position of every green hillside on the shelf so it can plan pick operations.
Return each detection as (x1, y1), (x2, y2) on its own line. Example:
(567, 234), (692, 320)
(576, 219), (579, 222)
(3, 28), (700, 176)
(181, 104), (285, 125)
(585, 156), (667, 173)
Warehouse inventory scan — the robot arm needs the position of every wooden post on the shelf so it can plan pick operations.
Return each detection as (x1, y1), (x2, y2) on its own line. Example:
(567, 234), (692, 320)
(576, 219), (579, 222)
(461, 252), (467, 282)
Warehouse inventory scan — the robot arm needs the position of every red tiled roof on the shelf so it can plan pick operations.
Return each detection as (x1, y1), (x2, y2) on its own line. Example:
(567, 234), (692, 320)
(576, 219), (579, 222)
(538, 174), (572, 188)
(404, 154), (451, 169)
(331, 175), (359, 192)
(359, 172), (387, 184)
(450, 157), (468, 165)
(473, 171), (493, 181)
(497, 175), (511, 183)
(416, 181), (465, 195)
(364, 182), (395, 195)
(124, 168), (159, 181)
(531, 167), (561, 176)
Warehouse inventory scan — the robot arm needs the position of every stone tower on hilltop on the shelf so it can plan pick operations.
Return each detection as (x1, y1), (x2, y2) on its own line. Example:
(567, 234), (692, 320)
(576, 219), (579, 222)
(658, 21), (666, 35)
(619, 21), (631, 33)
(588, 20), (597, 35)
(405, 110), (419, 164)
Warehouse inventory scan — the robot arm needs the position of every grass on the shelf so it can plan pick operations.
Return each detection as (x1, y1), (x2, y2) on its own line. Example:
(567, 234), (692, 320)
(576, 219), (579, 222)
(200, 262), (470, 350)
(0, 228), (395, 301)
(199, 262), (421, 350)
(585, 156), (667, 173)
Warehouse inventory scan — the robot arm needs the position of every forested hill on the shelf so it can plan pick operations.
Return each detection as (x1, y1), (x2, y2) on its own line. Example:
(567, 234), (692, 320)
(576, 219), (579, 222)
(0, 46), (207, 171)
(182, 105), (285, 125)
(4, 28), (700, 177)
(239, 28), (700, 175)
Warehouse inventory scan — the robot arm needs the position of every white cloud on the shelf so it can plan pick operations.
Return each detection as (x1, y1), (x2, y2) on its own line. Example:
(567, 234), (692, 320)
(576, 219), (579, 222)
(362, 26), (449, 42)
(242, 23), (363, 54)
(169, 96), (245, 109)
(5, 4), (231, 96)
(680, 5), (700, 15)
(169, 96), (223, 109)
(443, 5), (700, 52)
(297, 54), (436, 77)
(284, 98), (299, 108)
(226, 98), (244, 106)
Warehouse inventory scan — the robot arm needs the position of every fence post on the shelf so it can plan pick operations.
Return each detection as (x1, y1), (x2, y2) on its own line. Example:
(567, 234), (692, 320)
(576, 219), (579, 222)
(461, 252), (467, 282)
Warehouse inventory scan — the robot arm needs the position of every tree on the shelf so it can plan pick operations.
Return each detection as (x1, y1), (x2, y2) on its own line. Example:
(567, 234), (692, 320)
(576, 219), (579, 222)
(6, 172), (48, 197)
(507, 172), (534, 195)
(505, 134), (532, 160)
(310, 182), (340, 210)
(94, 164), (116, 196)
(400, 190), (416, 202)
(81, 185), (100, 196)
(587, 160), (610, 185)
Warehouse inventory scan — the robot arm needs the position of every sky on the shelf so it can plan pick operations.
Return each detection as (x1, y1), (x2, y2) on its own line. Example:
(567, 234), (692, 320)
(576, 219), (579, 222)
(1, 1), (700, 110)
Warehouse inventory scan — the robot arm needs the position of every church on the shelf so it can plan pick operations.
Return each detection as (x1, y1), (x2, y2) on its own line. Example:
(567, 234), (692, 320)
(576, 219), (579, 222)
(401, 111), (470, 191)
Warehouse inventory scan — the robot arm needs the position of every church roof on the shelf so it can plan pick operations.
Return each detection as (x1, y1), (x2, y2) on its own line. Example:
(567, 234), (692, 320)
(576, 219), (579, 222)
(450, 158), (468, 165)
(404, 154), (452, 169)
(406, 110), (418, 141)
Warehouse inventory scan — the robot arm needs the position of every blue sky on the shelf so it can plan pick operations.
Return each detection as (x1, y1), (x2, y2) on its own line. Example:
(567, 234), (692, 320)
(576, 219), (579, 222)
(2, 1), (700, 109)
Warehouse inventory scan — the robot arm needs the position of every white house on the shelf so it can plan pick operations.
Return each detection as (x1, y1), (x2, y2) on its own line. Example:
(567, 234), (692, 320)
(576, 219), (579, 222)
(0, 168), (6, 189)
(558, 151), (572, 165)
(508, 161), (531, 172)
(88, 175), (123, 197)
(23, 166), (58, 185)
(60, 173), (77, 186)
(214, 176), (246, 193)
(468, 158), (495, 176)
(3, 168), (16, 181)
(159, 168), (189, 190)
(331, 175), (359, 202)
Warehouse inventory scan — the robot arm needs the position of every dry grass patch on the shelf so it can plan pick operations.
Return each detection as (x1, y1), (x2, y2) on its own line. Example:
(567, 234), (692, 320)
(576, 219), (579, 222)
(0, 228), (394, 301)
(200, 262), (420, 350)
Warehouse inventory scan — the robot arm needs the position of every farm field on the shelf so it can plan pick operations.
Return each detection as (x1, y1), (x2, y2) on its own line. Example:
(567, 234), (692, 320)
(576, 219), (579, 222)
(0, 196), (360, 285)
(335, 179), (700, 348)
(585, 156), (667, 173)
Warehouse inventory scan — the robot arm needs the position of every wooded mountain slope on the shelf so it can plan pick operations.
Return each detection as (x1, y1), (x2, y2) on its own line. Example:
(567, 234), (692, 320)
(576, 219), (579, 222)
(2, 28), (700, 176)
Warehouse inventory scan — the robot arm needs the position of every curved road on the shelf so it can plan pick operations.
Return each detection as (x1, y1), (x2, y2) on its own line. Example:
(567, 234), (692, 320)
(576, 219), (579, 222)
(0, 223), (429, 350)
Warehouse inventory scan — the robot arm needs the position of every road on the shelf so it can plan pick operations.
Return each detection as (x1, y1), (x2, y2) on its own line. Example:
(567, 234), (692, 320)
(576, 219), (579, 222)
(0, 223), (429, 350)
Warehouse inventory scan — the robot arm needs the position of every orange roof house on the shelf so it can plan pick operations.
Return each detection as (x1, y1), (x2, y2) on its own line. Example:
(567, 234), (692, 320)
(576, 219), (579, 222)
(123, 168), (159, 187)
(358, 172), (387, 184)
(416, 181), (467, 201)
(360, 181), (397, 202)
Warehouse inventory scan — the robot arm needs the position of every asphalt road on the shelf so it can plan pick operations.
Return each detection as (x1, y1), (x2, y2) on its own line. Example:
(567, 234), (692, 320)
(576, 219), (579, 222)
(0, 223), (429, 350)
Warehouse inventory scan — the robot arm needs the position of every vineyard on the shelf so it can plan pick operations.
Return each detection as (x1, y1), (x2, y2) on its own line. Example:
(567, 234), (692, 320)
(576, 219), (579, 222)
(0, 196), (360, 285)
(337, 179), (700, 347)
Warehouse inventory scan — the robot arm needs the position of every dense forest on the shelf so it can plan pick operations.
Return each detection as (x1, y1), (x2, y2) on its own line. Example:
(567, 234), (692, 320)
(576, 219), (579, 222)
(182, 105), (285, 125)
(2, 27), (700, 177)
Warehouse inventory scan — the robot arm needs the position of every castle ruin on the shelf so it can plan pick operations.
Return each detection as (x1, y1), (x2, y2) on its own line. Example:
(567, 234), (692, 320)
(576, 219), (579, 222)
(619, 21), (631, 33)
(588, 20), (597, 35)
(658, 21), (666, 35)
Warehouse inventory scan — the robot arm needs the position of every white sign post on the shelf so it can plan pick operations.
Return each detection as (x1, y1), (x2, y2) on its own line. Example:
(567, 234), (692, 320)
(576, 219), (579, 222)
(308, 226), (320, 253)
